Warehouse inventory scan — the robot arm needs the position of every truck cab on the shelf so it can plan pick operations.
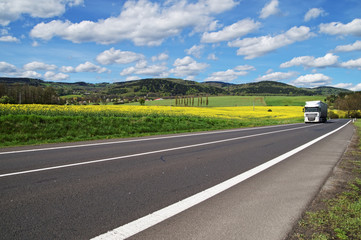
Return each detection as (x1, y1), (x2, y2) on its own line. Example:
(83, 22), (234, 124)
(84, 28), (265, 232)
(304, 101), (328, 123)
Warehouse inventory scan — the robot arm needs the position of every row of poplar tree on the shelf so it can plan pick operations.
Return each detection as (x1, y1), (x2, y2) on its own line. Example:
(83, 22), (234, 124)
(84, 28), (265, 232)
(174, 96), (209, 106)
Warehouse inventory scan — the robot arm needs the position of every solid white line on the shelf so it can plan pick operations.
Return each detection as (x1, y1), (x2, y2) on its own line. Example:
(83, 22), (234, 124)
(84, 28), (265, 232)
(0, 125), (313, 178)
(92, 120), (351, 240)
(0, 123), (303, 155)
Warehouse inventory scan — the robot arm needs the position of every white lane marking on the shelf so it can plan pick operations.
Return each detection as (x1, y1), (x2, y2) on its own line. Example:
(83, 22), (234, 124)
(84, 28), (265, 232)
(92, 120), (351, 240)
(0, 124), (314, 178)
(0, 123), (303, 155)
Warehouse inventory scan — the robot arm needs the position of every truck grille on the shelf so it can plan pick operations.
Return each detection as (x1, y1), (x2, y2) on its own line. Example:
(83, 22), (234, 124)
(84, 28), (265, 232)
(306, 113), (317, 121)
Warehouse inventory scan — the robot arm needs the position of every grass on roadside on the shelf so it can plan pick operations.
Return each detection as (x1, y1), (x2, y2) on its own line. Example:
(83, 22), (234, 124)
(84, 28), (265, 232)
(298, 179), (361, 240)
(0, 114), (300, 147)
(292, 120), (361, 240)
(0, 104), (303, 147)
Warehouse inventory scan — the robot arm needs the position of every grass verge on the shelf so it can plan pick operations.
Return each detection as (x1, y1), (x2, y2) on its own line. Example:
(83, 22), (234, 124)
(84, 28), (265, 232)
(0, 104), (303, 147)
(0, 114), (300, 147)
(288, 120), (361, 240)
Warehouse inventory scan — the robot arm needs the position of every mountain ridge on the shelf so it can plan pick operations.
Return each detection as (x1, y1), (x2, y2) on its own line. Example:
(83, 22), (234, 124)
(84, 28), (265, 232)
(0, 77), (351, 98)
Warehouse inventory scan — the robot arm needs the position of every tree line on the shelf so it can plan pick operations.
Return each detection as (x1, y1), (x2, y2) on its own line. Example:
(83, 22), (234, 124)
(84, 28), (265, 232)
(327, 91), (361, 118)
(0, 83), (63, 104)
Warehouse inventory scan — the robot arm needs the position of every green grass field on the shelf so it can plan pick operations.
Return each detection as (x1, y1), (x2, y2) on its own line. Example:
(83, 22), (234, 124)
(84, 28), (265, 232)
(264, 96), (326, 106)
(127, 95), (326, 107)
(202, 96), (267, 107)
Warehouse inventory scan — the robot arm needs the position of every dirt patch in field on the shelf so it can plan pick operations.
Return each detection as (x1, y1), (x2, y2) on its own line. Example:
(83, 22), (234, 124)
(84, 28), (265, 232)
(286, 123), (361, 239)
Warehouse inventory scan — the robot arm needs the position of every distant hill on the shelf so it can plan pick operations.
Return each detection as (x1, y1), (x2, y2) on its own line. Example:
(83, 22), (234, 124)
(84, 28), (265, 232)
(109, 78), (227, 97)
(202, 81), (234, 88)
(230, 81), (313, 96)
(202, 80), (351, 96)
(308, 86), (351, 96)
(0, 77), (351, 99)
(0, 77), (44, 86)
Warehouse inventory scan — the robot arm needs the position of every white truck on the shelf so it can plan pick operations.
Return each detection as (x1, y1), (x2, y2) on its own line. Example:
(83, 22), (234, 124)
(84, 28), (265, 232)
(304, 101), (328, 123)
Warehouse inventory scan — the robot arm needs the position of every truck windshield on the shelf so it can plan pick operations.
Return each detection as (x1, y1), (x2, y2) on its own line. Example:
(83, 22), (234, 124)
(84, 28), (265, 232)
(305, 107), (319, 112)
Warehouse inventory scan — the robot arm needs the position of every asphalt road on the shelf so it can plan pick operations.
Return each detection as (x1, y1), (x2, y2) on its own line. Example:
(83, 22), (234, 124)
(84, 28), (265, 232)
(0, 119), (353, 239)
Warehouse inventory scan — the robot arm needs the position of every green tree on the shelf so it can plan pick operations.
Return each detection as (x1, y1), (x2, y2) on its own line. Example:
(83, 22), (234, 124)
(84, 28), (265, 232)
(139, 98), (145, 105)
(0, 95), (15, 104)
(334, 92), (361, 117)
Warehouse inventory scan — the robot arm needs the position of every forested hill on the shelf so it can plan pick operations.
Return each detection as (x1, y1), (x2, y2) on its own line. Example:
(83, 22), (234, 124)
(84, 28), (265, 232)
(0, 77), (351, 99)
(215, 81), (350, 96)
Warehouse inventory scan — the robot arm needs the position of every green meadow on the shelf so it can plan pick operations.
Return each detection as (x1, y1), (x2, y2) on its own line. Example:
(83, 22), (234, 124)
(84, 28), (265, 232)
(127, 95), (326, 107)
(264, 96), (326, 106)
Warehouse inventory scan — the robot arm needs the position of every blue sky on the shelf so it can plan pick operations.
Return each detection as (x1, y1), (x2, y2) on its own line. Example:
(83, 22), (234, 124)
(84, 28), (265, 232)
(0, 0), (360, 90)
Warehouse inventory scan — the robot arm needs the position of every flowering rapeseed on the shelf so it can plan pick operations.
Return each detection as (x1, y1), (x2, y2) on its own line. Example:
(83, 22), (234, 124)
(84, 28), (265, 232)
(0, 104), (303, 120)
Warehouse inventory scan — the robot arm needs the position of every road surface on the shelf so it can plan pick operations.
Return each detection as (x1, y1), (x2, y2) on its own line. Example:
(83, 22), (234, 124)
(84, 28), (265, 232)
(0, 119), (354, 239)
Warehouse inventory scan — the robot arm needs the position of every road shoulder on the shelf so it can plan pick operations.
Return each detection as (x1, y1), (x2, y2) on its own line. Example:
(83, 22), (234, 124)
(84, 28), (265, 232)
(286, 122), (360, 239)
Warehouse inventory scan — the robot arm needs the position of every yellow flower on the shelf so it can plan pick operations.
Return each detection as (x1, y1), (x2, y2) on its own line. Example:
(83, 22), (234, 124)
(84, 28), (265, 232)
(0, 104), (304, 120)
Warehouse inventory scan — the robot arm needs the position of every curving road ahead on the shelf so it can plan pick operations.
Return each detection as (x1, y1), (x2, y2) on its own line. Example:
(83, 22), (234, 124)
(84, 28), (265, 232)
(0, 119), (354, 239)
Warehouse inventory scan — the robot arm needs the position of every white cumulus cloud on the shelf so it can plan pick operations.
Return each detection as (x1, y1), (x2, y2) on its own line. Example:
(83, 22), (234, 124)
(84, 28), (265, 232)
(60, 66), (76, 73)
(201, 18), (260, 43)
(23, 61), (57, 71)
(185, 45), (204, 58)
(229, 26), (314, 59)
(0, 0), (84, 26)
(255, 71), (298, 82)
(292, 73), (332, 87)
(0, 35), (19, 42)
(332, 83), (353, 89)
(333, 40), (361, 52)
(120, 60), (168, 78)
(125, 76), (140, 81)
(30, 0), (238, 46)
(20, 71), (42, 79)
(259, 0), (280, 19)
(319, 18), (361, 36)
(75, 62), (109, 73)
(170, 56), (208, 79)
(350, 83), (361, 91)
(205, 70), (246, 82)
(151, 53), (169, 62)
(304, 8), (326, 22)
(96, 48), (145, 65)
(339, 58), (361, 70)
(280, 53), (339, 68)
(207, 53), (218, 60)
(234, 65), (256, 71)
(0, 61), (17, 73)
(44, 71), (69, 81)
(205, 65), (255, 82)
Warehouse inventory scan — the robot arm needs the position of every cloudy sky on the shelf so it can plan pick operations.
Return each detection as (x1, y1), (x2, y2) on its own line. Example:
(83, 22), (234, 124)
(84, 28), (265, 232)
(1, 0), (360, 90)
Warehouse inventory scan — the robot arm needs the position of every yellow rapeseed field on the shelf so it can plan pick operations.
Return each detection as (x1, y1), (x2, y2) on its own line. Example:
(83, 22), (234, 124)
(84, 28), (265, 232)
(0, 104), (304, 120)
(0, 104), (306, 146)
(330, 109), (359, 118)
